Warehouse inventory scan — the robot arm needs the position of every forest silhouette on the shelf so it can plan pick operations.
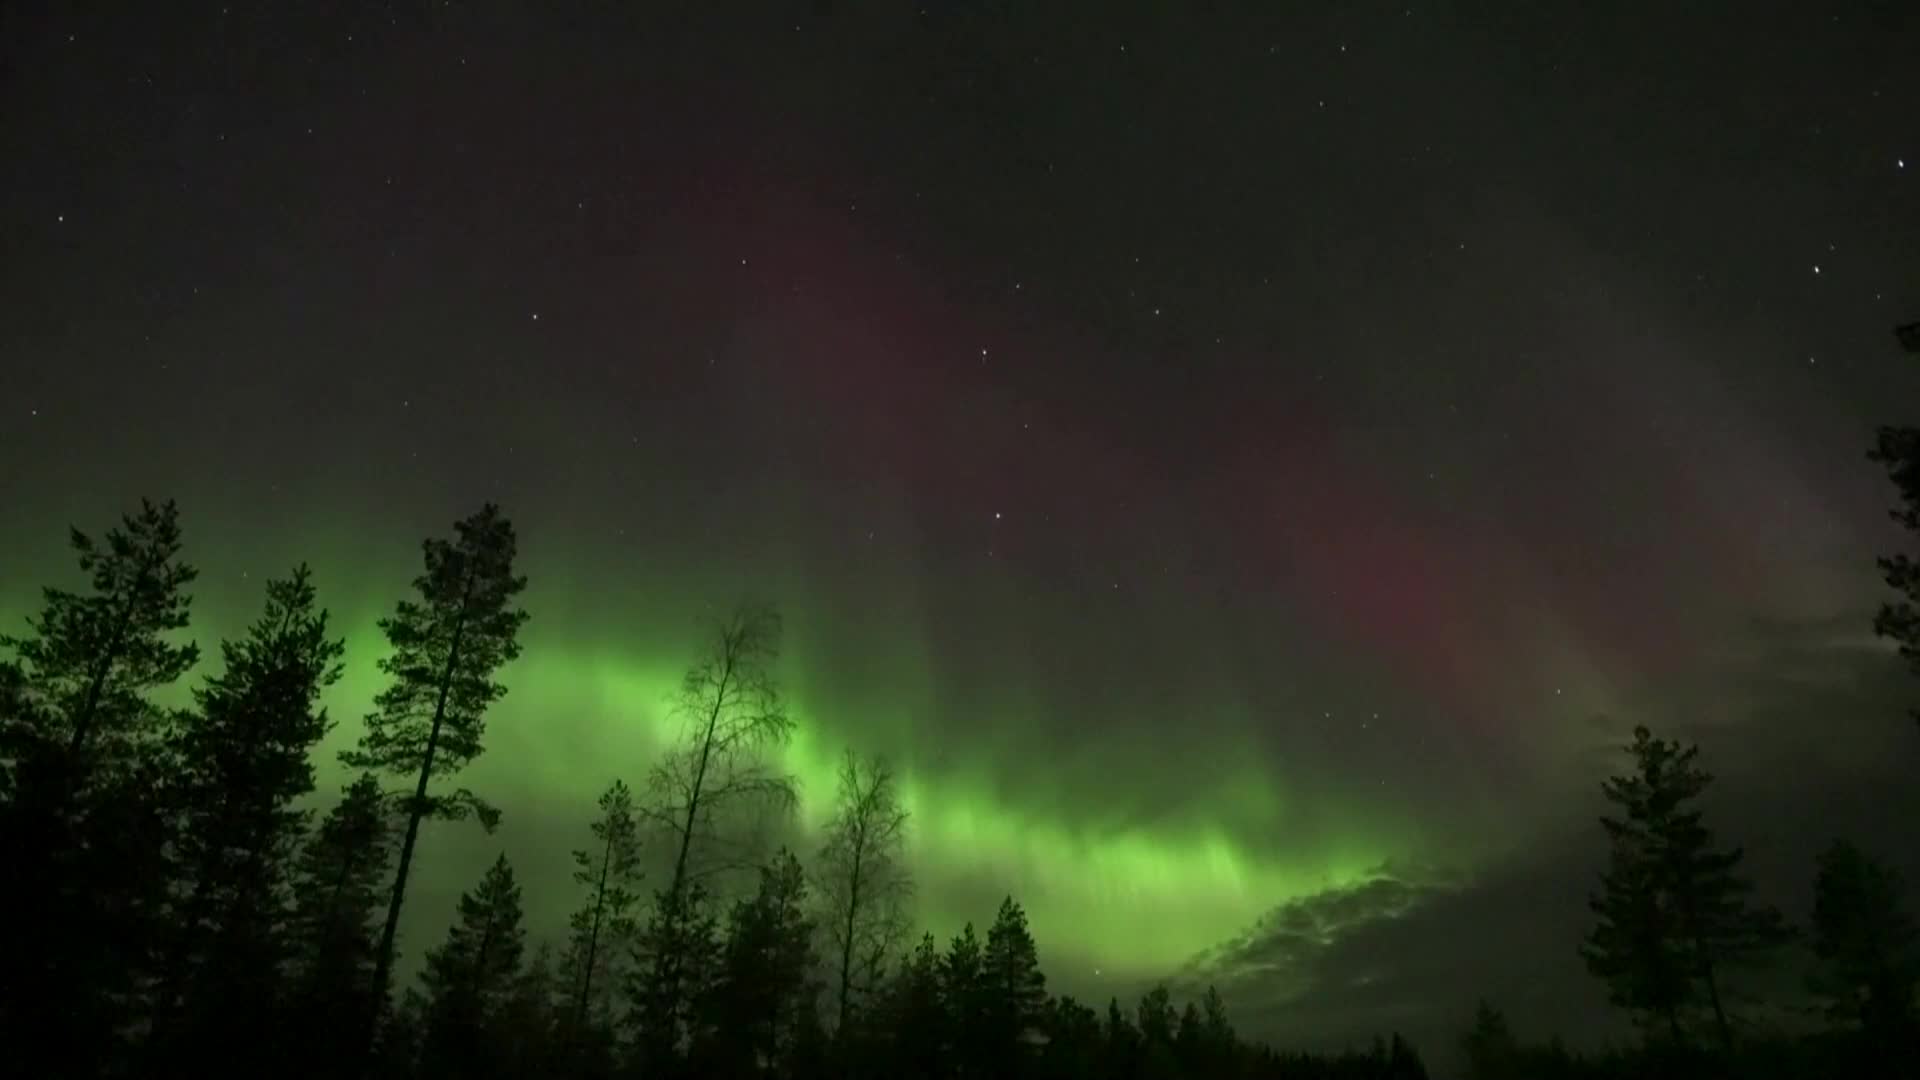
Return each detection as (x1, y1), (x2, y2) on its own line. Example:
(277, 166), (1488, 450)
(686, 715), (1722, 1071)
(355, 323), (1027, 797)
(3, 324), (1919, 1080)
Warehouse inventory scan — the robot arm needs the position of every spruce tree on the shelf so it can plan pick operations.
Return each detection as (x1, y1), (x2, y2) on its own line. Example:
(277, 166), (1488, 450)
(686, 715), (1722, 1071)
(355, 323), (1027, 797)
(1810, 840), (1919, 1040)
(1041, 996), (1103, 1080)
(1199, 985), (1236, 1066)
(562, 778), (643, 1034)
(501, 941), (561, 1077)
(419, 853), (527, 1079)
(344, 504), (529, 1019)
(1103, 996), (1142, 1078)
(1580, 726), (1788, 1051)
(694, 849), (818, 1074)
(944, 921), (990, 1078)
(628, 879), (720, 1070)
(154, 565), (343, 1057)
(285, 773), (393, 1078)
(882, 933), (948, 1079)
(1460, 1000), (1519, 1080)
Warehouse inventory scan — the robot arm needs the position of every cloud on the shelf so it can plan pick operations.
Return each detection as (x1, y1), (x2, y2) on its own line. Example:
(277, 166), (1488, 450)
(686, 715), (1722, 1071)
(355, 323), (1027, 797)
(1176, 609), (1920, 1069)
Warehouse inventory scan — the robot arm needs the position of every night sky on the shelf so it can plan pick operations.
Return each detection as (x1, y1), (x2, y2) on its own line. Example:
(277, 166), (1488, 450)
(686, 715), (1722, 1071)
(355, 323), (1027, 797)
(4, 1), (1918, 1058)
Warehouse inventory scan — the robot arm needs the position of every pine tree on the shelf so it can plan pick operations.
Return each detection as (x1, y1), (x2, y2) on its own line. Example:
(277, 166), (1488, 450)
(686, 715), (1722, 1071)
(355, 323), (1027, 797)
(1136, 984), (1176, 1046)
(1199, 985), (1236, 1068)
(0, 499), (199, 1073)
(1809, 840), (1919, 1040)
(694, 849), (818, 1075)
(816, 749), (912, 1035)
(1580, 726), (1789, 1051)
(419, 853), (527, 1079)
(501, 941), (561, 1077)
(153, 566), (343, 1060)
(631, 604), (795, 1059)
(628, 879), (721, 1071)
(1103, 996), (1142, 1079)
(285, 773), (393, 1078)
(562, 779), (643, 1035)
(344, 504), (529, 1022)
(1136, 985), (1181, 1080)
(1460, 1000), (1519, 1080)
(0, 498), (199, 771)
(944, 921), (990, 1078)
(1041, 996), (1103, 1080)
(983, 896), (1048, 1064)
(881, 933), (947, 1079)
(1174, 1002), (1206, 1069)
(1872, 323), (1920, 725)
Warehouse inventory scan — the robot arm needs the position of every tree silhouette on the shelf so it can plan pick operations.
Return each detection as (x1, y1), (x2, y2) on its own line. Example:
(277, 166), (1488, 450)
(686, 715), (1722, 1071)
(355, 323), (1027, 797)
(941, 921), (990, 1076)
(343, 503), (529, 1026)
(1580, 726), (1788, 1051)
(561, 779), (643, 1039)
(1102, 996), (1142, 1079)
(631, 604), (795, 1061)
(1041, 995), (1102, 1080)
(419, 853), (527, 1079)
(285, 772), (394, 1078)
(878, 932), (947, 1078)
(628, 877), (722, 1070)
(0, 499), (199, 1073)
(816, 749), (912, 1035)
(501, 941), (562, 1077)
(693, 849), (819, 1077)
(983, 895), (1048, 1073)
(1871, 322), (1920, 724)
(1460, 1000), (1519, 1080)
(1810, 840), (1919, 1044)
(1136, 984), (1182, 1080)
(0, 498), (199, 770)
(150, 565), (344, 1064)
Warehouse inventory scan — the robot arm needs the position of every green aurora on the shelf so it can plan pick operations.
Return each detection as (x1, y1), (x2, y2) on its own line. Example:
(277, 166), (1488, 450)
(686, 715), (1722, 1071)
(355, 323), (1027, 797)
(0, 500), (1497, 996)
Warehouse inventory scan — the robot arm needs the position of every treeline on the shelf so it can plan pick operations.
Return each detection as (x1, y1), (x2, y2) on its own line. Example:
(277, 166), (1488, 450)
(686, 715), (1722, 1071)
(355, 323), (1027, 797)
(1451, 326), (1920, 1080)
(0, 501), (1435, 1079)
(1450, 727), (1920, 1080)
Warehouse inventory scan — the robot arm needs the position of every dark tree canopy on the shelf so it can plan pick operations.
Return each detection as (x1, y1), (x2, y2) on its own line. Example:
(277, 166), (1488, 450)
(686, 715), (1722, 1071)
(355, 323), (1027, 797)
(1810, 840), (1920, 1040)
(152, 565), (344, 1062)
(343, 502), (530, 825)
(344, 503), (530, 1024)
(0, 498), (201, 1074)
(419, 854), (528, 1079)
(1581, 726), (1789, 1051)
(1, 497), (199, 774)
(285, 772), (394, 1076)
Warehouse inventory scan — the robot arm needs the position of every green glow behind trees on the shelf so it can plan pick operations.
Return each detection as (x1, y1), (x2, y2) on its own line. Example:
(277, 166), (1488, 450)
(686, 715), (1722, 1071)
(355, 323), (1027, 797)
(344, 504), (529, 1024)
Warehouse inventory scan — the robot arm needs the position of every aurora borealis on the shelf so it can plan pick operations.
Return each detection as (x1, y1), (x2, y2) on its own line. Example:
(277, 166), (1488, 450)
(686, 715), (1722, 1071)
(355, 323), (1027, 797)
(4, 1), (1919, 1057)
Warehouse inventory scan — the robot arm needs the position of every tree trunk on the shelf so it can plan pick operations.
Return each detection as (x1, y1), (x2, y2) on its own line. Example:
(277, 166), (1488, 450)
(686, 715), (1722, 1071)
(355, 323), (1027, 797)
(576, 825), (615, 1027)
(368, 576), (474, 1052)
(1701, 960), (1733, 1053)
(837, 837), (864, 1033)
